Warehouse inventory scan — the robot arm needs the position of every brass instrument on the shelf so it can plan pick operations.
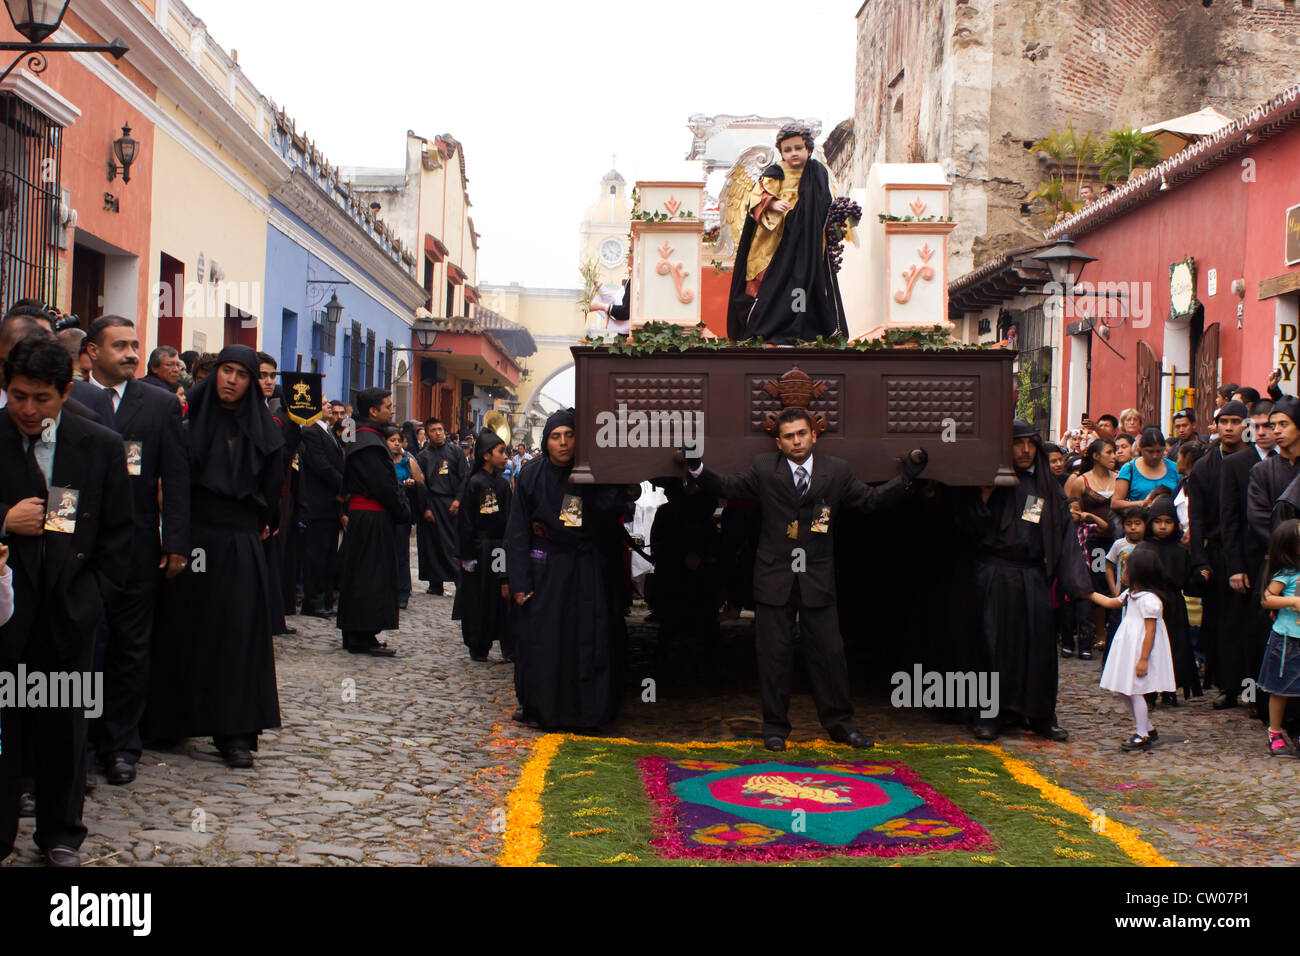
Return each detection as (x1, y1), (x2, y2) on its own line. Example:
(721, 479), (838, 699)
(484, 410), (512, 447)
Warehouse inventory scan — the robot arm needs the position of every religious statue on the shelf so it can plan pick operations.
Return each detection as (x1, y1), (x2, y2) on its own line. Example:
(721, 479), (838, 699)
(723, 125), (848, 344)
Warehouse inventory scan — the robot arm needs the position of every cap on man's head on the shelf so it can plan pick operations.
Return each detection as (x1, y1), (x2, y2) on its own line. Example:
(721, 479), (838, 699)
(1216, 400), (1249, 420)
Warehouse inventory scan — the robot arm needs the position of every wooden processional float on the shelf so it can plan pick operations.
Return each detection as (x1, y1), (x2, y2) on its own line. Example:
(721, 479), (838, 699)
(571, 164), (1017, 488)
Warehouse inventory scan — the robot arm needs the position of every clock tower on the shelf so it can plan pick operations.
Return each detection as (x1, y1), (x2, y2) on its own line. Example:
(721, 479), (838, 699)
(579, 167), (632, 287)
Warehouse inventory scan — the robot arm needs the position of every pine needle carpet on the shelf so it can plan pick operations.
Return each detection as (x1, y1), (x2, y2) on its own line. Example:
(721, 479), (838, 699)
(499, 735), (1175, 867)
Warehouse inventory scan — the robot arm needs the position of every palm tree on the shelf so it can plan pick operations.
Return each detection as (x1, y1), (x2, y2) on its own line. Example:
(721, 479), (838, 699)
(1098, 129), (1162, 182)
(1033, 124), (1102, 208)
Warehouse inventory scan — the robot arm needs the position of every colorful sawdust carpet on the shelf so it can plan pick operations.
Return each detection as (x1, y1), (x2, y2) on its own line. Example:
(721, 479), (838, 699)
(500, 736), (1175, 867)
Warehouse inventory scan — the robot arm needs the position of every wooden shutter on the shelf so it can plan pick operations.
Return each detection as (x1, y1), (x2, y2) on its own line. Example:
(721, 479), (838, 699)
(1193, 322), (1219, 435)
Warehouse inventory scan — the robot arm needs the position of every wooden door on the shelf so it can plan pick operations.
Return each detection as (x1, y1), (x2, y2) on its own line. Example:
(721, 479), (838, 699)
(1194, 322), (1219, 435)
(1137, 340), (1160, 433)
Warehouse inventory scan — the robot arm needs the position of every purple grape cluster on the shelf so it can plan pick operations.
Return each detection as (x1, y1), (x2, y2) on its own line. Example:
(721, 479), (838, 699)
(825, 197), (862, 273)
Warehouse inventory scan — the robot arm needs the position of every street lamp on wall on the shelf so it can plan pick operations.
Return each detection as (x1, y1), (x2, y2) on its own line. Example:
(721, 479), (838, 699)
(1030, 236), (1098, 287)
(324, 290), (343, 338)
(4, 0), (68, 43)
(0, 0), (127, 84)
(106, 124), (137, 184)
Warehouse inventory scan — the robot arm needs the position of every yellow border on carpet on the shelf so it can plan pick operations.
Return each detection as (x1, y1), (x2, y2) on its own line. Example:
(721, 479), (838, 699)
(497, 735), (1175, 868)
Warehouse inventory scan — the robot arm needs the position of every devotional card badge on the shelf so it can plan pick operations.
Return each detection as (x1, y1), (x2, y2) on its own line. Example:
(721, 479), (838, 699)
(1021, 494), (1044, 524)
(124, 440), (143, 477)
(811, 502), (831, 534)
(44, 486), (79, 534)
(560, 493), (583, 527)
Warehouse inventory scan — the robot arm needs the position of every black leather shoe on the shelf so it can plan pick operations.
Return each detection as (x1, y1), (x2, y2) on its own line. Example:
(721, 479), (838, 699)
(1060, 647), (1074, 658)
(1035, 723), (1070, 742)
(299, 608), (332, 619)
(105, 756), (136, 786)
(841, 730), (874, 749)
(362, 644), (396, 657)
(1212, 692), (1238, 710)
(398, 598), (409, 610)
(763, 736), (787, 752)
(469, 654), (488, 662)
(85, 768), (97, 792)
(1078, 650), (1093, 660)
(427, 584), (444, 595)
(45, 845), (79, 867)
(971, 723), (998, 741)
(18, 792), (35, 817)
(221, 746), (254, 769)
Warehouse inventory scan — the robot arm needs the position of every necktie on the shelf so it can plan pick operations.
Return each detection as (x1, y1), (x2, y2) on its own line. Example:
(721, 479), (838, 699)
(794, 465), (809, 498)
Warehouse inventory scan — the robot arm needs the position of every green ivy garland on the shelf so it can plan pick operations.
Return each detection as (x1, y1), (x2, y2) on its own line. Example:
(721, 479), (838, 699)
(582, 322), (1003, 356)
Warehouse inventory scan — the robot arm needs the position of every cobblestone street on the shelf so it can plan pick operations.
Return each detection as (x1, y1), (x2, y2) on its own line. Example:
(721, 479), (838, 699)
(4, 579), (1295, 867)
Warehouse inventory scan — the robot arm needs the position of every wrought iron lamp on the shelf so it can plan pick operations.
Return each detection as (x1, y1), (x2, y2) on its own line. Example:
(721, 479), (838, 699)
(0, 0), (127, 83)
(106, 124), (137, 184)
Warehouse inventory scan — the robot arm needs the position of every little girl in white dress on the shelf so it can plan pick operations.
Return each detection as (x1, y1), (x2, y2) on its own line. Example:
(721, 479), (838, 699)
(1089, 544), (1175, 751)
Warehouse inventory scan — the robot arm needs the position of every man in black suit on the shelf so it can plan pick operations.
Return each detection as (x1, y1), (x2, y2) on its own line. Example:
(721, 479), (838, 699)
(1220, 399), (1277, 714)
(687, 407), (926, 750)
(1187, 401), (1248, 708)
(299, 398), (345, 617)
(0, 336), (132, 866)
(83, 316), (189, 784)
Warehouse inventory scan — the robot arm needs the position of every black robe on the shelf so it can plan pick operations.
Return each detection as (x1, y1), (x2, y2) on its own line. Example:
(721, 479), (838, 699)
(726, 158), (846, 343)
(336, 426), (410, 634)
(1146, 531), (1202, 698)
(457, 469), (514, 658)
(505, 458), (628, 729)
(145, 409), (284, 741)
(960, 469), (1091, 724)
(417, 442), (468, 585)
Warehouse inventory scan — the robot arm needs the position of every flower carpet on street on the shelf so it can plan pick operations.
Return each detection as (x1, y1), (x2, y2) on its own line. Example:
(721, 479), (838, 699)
(500, 736), (1176, 867)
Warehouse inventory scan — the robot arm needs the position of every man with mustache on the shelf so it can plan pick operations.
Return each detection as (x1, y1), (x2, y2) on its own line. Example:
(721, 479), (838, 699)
(82, 316), (189, 785)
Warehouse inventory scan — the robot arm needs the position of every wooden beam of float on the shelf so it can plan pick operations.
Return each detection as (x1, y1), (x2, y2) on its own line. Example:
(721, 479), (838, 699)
(569, 345), (1017, 487)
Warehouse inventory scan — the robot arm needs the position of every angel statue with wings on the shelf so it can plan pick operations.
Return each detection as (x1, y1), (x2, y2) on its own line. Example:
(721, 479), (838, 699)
(723, 125), (847, 344)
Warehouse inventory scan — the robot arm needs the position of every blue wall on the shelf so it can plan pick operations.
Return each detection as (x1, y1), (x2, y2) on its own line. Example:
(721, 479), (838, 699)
(262, 200), (415, 418)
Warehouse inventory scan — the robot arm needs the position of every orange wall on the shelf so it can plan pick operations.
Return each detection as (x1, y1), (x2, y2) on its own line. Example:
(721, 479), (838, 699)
(0, 13), (156, 337)
(700, 266), (729, 337)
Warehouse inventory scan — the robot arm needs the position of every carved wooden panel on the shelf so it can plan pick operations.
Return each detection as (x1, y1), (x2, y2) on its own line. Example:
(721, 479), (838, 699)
(746, 375), (843, 433)
(610, 374), (706, 413)
(1194, 322), (1219, 436)
(885, 376), (977, 434)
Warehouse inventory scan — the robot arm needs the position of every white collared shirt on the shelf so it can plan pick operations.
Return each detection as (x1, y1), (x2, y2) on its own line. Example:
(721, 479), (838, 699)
(1257, 444), (1273, 461)
(88, 371), (127, 412)
(787, 454), (814, 483)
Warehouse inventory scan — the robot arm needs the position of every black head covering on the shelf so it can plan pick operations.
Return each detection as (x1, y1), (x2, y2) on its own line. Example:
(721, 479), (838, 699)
(1217, 400), (1248, 420)
(1145, 494), (1181, 537)
(1003, 418), (1066, 572)
(543, 407), (575, 447)
(1273, 395), (1300, 427)
(187, 344), (284, 498)
(471, 427), (505, 473)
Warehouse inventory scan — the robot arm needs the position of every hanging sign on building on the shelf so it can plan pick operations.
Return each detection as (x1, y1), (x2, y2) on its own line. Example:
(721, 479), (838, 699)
(1169, 257), (1198, 320)
(1278, 311), (1300, 393)
(1286, 203), (1300, 267)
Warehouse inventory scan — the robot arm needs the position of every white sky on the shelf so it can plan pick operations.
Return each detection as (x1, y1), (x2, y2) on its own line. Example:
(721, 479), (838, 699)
(193, 0), (857, 289)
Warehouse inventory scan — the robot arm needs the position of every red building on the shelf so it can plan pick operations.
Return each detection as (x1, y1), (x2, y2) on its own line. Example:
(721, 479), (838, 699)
(952, 84), (1300, 440)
